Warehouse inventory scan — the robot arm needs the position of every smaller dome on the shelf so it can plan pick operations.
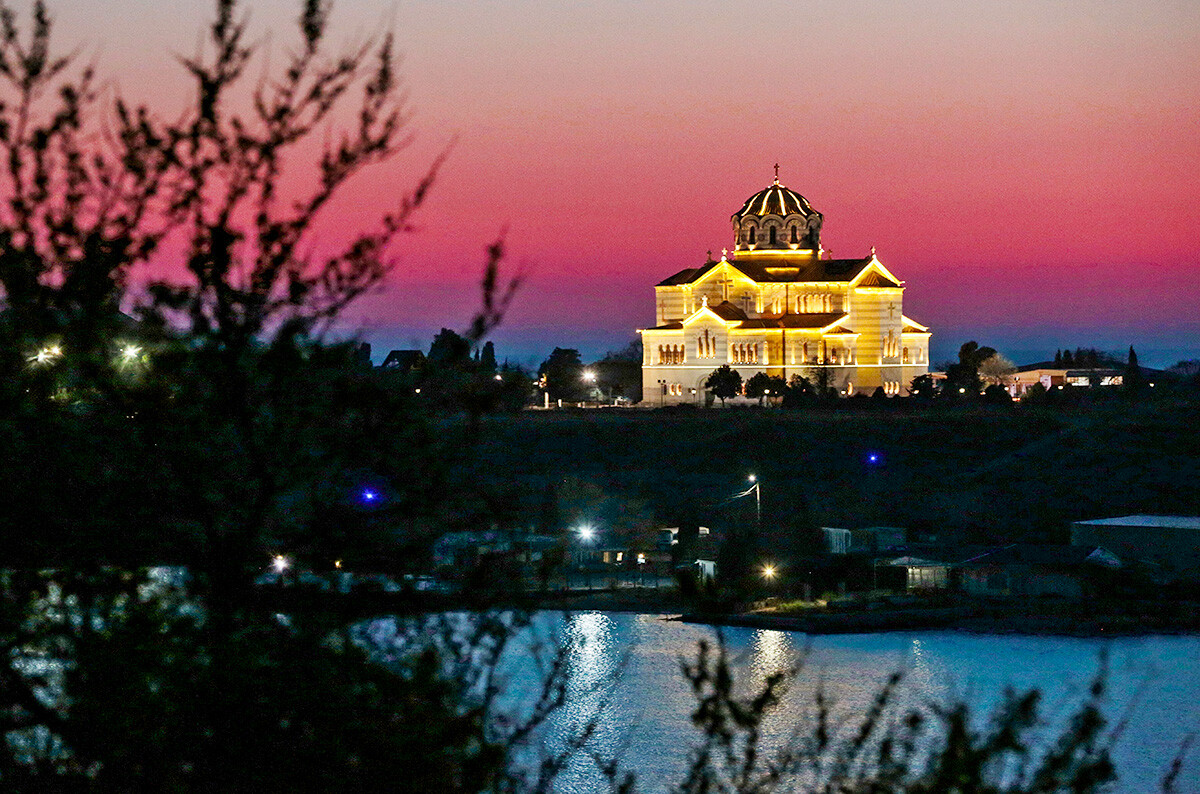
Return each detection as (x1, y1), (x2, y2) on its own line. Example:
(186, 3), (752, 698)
(733, 178), (818, 220)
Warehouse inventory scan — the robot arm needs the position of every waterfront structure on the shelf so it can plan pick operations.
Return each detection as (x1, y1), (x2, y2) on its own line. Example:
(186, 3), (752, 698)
(639, 170), (930, 404)
(1071, 515), (1200, 577)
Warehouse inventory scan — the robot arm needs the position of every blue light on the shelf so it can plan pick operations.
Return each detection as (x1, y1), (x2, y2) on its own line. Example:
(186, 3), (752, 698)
(867, 452), (882, 465)
(362, 489), (378, 502)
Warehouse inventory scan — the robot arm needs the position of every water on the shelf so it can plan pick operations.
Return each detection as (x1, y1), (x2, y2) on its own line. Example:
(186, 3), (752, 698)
(491, 613), (1200, 793)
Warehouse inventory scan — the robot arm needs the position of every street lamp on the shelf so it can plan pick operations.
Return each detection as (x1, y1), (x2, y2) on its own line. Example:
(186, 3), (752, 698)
(762, 563), (776, 581)
(748, 474), (761, 528)
(576, 525), (596, 589)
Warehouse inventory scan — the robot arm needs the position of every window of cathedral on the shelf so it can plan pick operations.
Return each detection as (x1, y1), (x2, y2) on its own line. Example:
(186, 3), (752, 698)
(768, 225), (777, 245)
(790, 225), (798, 244)
(748, 226), (756, 244)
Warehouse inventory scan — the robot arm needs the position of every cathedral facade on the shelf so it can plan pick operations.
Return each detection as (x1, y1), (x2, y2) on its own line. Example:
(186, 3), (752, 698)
(640, 173), (930, 404)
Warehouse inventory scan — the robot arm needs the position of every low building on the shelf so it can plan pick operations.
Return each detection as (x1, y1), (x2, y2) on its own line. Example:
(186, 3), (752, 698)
(380, 349), (425, 373)
(1009, 366), (1125, 397)
(432, 530), (557, 569)
(821, 527), (851, 554)
(887, 555), (951, 590)
(1071, 515), (1200, 577)
(958, 544), (1120, 598)
(851, 526), (907, 554)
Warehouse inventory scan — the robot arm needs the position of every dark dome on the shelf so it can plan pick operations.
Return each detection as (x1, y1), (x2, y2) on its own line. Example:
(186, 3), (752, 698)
(733, 179), (818, 220)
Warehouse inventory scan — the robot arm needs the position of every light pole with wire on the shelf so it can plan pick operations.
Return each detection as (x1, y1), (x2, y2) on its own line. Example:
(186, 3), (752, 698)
(747, 474), (761, 530)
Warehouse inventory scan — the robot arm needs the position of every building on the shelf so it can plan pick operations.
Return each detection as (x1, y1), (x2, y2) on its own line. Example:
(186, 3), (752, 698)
(639, 170), (930, 404)
(1009, 365), (1124, 398)
(957, 544), (1121, 599)
(1071, 515), (1200, 578)
(380, 349), (425, 373)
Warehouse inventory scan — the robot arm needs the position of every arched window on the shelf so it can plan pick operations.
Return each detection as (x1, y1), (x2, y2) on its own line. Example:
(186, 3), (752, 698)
(768, 225), (777, 245)
(748, 227), (756, 244)
(658, 345), (664, 364)
(903, 347), (910, 364)
(790, 225), (798, 244)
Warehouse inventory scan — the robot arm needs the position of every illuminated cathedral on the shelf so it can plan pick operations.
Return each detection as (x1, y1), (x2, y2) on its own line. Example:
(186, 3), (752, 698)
(639, 169), (930, 403)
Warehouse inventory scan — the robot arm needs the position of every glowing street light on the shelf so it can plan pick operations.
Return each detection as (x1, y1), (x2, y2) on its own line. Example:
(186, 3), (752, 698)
(762, 563), (777, 580)
(581, 370), (596, 383)
(272, 554), (289, 574)
(120, 344), (142, 362)
(577, 525), (596, 543)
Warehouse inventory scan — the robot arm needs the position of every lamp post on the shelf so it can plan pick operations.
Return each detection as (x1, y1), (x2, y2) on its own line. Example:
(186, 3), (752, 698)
(582, 369), (596, 404)
(577, 525), (595, 589)
(747, 474), (761, 529)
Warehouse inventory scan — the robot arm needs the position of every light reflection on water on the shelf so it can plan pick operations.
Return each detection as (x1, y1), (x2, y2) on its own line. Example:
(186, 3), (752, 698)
(494, 613), (1200, 794)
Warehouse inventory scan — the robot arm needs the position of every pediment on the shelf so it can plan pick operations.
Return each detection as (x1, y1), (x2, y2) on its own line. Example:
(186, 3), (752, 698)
(850, 258), (904, 288)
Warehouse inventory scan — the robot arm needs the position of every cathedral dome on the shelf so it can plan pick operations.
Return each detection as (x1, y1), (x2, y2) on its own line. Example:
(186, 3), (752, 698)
(731, 169), (823, 254)
(734, 181), (817, 219)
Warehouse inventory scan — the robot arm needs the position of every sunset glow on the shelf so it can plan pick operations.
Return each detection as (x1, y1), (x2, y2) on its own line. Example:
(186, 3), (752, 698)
(44, 0), (1200, 367)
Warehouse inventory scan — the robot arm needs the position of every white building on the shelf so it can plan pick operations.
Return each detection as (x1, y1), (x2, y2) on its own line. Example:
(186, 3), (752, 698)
(640, 170), (930, 404)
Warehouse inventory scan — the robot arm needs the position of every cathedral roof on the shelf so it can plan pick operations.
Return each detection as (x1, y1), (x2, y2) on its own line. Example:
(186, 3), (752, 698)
(733, 179), (819, 219)
(656, 256), (874, 287)
(740, 313), (852, 331)
(855, 271), (901, 288)
(707, 301), (748, 321)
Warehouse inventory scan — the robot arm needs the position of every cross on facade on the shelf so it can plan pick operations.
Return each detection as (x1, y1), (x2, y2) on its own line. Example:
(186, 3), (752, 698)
(741, 291), (753, 313)
(888, 302), (896, 318)
(715, 275), (734, 301)
(773, 163), (779, 181)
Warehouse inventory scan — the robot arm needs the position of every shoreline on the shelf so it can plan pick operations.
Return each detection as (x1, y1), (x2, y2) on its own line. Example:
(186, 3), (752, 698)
(675, 605), (1200, 638)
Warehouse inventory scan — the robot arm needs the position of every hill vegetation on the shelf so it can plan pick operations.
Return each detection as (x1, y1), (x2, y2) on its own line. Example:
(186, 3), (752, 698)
(466, 397), (1200, 546)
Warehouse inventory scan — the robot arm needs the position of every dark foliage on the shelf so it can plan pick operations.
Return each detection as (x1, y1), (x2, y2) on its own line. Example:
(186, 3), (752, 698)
(706, 364), (743, 405)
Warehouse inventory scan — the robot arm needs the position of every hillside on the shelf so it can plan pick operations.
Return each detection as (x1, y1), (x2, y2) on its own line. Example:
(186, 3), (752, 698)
(465, 399), (1200, 544)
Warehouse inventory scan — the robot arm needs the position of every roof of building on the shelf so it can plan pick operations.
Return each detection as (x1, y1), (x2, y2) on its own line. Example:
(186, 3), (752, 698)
(1073, 515), (1200, 530)
(959, 543), (1121, 568)
(381, 349), (425, 371)
(856, 271), (901, 288)
(740, 312), (847, 329)
(708, 301), (749, 321)
(657, 256), (874, 287)
(732, 179), (820, 219)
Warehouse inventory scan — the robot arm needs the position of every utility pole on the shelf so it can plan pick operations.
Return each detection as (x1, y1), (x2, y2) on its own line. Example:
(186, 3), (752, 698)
(748, 474), (761, 531)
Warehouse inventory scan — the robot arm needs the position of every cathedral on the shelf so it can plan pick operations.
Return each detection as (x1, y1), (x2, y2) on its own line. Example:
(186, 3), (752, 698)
(640, 170), (930, 404)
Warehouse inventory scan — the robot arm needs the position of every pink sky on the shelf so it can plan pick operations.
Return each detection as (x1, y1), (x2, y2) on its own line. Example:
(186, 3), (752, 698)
(43, 0), (1200, 367)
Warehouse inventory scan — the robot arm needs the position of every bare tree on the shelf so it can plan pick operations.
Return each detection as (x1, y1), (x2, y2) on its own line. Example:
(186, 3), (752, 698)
(979, 352), (1017, 387)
